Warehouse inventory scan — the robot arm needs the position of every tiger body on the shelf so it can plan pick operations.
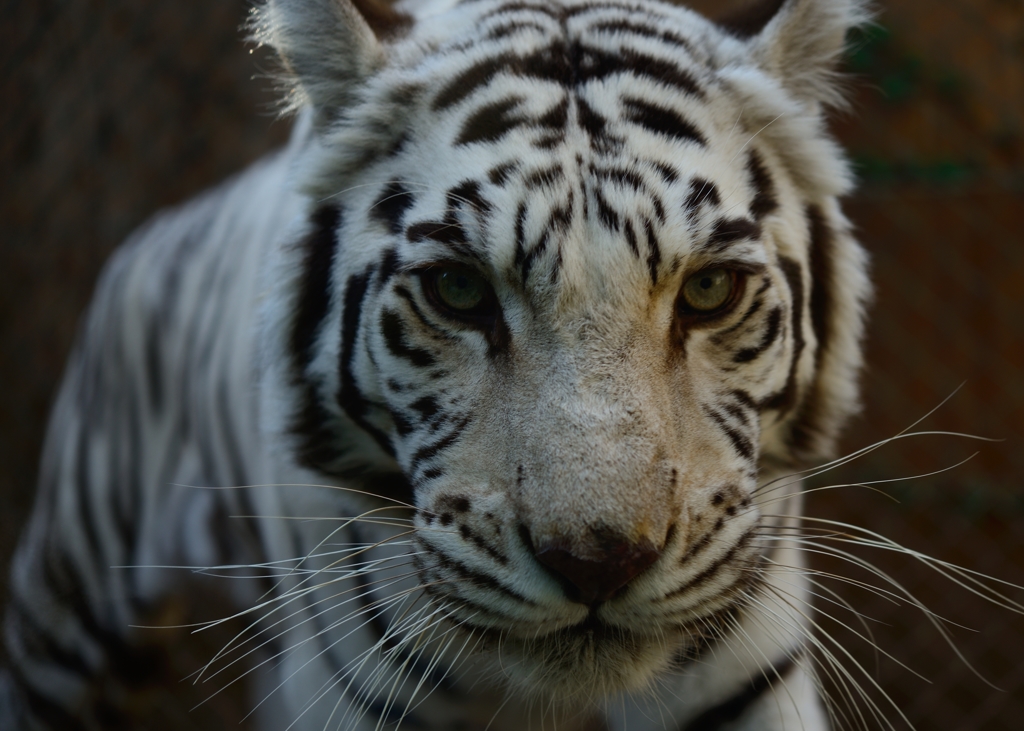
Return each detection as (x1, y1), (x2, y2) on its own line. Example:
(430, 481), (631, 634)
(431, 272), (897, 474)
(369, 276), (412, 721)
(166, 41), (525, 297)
(4, 0), (872, 729)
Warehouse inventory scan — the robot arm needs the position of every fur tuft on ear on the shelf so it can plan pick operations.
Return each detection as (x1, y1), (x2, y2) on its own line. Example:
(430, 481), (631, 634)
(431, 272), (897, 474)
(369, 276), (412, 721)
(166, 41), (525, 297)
(723, 0), (870, 108)
(250, 0), (411, 124)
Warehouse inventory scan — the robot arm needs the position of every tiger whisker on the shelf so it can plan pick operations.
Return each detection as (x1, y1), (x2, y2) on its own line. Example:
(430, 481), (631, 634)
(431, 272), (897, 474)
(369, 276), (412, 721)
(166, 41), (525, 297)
(196, 568), (429, 687)
(754, 541), (973, 630)
(767, 517), (1024, 612)
(753, 382), (986, 497)
(740, 594), (865, 731)
(168, 481), (425, 513)
(198, 562), (442, 675)
(242, 585), (437, 725)
(194, 588), (425, 720)
(764, 534), (1009, 690)
(754, 431), (994, 501)
(744, 587), (904, 731)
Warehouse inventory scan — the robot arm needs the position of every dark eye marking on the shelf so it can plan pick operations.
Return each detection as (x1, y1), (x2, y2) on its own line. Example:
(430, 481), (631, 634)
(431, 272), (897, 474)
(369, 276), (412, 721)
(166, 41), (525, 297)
(703, 218), (762, 253)
(371, 180), (416, 235)
(380, 309), (437, 367)
(732, 306), (784, 363)
(407, 220), (467, 246)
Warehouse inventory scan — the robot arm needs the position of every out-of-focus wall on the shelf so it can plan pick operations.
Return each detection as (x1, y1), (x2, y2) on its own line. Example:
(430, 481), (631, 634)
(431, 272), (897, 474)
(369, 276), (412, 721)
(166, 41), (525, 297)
(2, 1), (1022, 728)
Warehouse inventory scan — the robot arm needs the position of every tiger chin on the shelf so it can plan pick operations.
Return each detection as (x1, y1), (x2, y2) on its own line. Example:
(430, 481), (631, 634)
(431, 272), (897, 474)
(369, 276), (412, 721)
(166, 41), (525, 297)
(5, 0), (884, 729)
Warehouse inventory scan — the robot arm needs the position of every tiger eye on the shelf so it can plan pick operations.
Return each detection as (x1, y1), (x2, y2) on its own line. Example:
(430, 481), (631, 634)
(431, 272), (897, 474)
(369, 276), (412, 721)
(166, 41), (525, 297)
(434, 268), (488, 311)
(681, 268), (734, 313)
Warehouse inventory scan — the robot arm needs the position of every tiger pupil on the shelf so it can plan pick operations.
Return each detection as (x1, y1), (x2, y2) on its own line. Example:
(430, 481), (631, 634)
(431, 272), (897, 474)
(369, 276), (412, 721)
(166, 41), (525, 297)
(682, 268), (732, 313)
(437, 269), (485, 310)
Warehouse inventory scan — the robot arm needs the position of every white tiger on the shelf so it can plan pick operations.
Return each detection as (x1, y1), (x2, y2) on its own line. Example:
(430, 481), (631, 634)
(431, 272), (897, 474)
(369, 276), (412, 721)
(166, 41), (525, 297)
(4, 0), (917, 728)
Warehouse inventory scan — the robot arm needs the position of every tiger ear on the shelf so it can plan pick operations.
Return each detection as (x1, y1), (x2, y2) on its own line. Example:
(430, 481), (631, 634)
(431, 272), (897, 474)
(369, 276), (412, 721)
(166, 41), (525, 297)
(719, 0), (870, 108)
(252, 0), (411, 124)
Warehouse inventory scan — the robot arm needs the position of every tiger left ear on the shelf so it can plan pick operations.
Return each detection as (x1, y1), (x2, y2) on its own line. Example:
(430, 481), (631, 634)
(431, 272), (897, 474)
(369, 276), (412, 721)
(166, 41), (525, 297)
(721, 0), (870, 108)
(252, 0), (412, 125)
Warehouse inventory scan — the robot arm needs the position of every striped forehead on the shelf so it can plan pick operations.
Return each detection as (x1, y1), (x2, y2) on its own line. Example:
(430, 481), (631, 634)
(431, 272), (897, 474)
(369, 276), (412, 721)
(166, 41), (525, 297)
(364, 0), (775, 300)
(427, 0), (712, 146)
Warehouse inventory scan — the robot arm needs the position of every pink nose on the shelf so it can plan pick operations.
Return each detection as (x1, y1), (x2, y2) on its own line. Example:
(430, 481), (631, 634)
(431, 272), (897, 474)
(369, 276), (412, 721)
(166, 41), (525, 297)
(533, 537), (661, 604)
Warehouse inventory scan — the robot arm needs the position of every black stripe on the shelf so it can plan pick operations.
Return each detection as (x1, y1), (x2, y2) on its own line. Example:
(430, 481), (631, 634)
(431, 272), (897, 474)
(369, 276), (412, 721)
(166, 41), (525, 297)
(746, 149), (778, 219)
(592, 165), (665, 222)
(406, 219), (467, 246)
(623, 218), (640, 258)
(524, 163), (563, 189)
(381, 310), (437, 367)
(590, 19), (696, 54)
(371, 180), (416, 235)
(713, 293), (764, 342)
(760, 256), (805, 415)
(537, 95), (569, 130)
(548, 191), (574, 234)
(670, 527), (755, 597)
(621, 97), (706, 146)
(733, 306), (783, 363)
(406, 181), (491, 249)
(484, 19), (549, 41)
(411, 416), (470, 474)
(459, 523), (510, 565)
(705, 407), (756, 462)
(434, 57), (506, 110)
(650, 160), (680, 183)
(410, 396), (440, 421)
(704, 217), (761, 252)
(449, 179), (492, 214)
(577, 47), (704, 99)
(377, 247), (402, 290)
(393, 285), (438, 334)
(422, 542), (533, 605)
(456, 96), (526, 145)
(520, 229), (552, 280)
(805, 204), (836, 370)
(287, 207), (350, 472)
(680, 652), (798, 730)
(512, 201), (530, 274)
(593, 186), (620, 232)
(577, 96), (610, 144)
(684, 178), (720, 212)
(787, 205), (837, 453)
(290, 205), (341, 368)
(479, 2), (564, 23)
(337, 269), (395, 456)
(643, 217), (662, 284)
(434, 44), (570, 110)
(488, 161), (519, 185)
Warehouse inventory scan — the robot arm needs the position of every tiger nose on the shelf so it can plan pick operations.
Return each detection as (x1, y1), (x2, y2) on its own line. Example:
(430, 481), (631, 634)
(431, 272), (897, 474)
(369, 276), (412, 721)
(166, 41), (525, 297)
(532, 534), (661, 605)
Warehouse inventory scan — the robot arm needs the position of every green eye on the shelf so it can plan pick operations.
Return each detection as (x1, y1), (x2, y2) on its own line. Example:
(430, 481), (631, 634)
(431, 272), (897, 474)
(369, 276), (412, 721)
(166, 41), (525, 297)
(432, 268), (489, 312)
(681, 268), (735, 313)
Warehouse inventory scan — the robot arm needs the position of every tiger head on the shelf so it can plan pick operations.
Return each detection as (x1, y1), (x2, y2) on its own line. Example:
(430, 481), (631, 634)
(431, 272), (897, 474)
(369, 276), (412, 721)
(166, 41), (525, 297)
(256, 0), (870, 703)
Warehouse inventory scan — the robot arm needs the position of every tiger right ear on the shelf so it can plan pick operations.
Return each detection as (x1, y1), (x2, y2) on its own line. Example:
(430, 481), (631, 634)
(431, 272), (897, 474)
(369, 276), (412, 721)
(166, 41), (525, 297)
(719, 0), (870, 108)
(251, 0), (411, 125)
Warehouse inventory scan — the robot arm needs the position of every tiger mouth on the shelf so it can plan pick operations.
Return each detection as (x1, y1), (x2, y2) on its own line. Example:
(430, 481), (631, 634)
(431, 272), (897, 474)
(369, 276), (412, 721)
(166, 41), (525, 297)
(458, 609), (734, 701)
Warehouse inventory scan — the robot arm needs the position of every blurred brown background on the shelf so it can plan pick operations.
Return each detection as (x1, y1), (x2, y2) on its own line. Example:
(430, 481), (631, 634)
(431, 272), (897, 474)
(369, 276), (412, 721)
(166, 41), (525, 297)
(1, 0), (1022, 729)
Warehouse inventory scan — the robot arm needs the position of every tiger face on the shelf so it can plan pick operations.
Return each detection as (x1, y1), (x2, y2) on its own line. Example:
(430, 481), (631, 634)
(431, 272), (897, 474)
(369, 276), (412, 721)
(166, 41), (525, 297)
(259, 0), (870, 704)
